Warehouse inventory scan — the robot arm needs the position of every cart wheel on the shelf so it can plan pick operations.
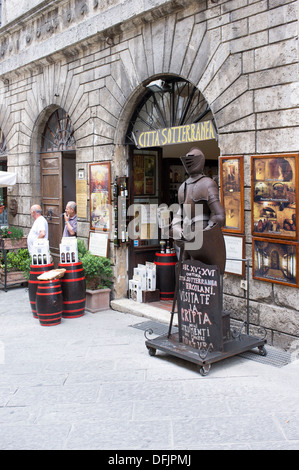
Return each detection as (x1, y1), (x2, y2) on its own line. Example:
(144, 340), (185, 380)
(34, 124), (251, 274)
(147, 347), (156, 357)
(258, 345), (267, 357)
(199, 364), (211, 376)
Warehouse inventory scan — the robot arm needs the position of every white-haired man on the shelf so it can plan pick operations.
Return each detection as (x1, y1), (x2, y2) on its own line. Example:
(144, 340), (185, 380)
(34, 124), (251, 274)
(63, 201), (77, 237)
(27, 204), (48, 255)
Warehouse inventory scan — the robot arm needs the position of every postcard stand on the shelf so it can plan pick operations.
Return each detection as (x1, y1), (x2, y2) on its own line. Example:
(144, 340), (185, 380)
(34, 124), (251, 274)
(145, 253), (267, 376)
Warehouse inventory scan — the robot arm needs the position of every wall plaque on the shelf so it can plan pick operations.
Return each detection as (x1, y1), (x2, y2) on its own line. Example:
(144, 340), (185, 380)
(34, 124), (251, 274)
(177, 259), (223, 353)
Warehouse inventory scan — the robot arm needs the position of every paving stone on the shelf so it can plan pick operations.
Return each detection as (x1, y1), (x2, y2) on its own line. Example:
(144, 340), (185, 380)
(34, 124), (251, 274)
(1, 288), (299, 450)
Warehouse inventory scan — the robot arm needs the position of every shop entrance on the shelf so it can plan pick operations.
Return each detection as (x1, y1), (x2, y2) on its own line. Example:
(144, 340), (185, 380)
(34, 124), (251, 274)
(128, 147), (162, 277)
(126, 77), (220, 280)
(40, 109), (76, 263)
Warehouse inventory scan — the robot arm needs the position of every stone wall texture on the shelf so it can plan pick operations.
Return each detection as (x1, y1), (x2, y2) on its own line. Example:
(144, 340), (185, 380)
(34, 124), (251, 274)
(0, 0), (298, 349)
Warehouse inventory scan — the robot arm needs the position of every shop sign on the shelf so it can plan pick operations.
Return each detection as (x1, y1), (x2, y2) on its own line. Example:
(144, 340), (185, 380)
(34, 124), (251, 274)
(177, 259), (223, 352)
(133, 120), (217, 149)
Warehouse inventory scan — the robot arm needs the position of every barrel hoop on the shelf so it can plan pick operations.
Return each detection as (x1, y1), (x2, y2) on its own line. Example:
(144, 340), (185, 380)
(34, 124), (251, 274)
(63, 298), (86, 304)
(30, 263), (54, 269)
(155, 253), (177, 257)
(37, 284), (61, 289)
(59, 262), (82, 267)
(154, 262), (177, 266)
(61, 277), (85, 283)
(37, 291), (63, 296)
(63, 268), (84, 274)
(62, 314), (84, 318)
(160, 291), (175, 295)
(38, 312), (63, 317)
(63, 307), (85, 313)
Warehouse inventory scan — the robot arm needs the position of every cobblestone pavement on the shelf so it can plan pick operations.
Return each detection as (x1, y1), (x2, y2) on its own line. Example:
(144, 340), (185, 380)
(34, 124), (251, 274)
(0, 287), (299, 450)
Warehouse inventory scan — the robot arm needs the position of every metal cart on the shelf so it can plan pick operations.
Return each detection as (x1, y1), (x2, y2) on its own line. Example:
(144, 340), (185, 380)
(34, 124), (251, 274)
(145, 258), (267, 376)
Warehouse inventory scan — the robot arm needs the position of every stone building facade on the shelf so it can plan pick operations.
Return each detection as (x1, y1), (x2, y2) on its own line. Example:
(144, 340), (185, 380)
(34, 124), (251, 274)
(0, 0), (298, 349)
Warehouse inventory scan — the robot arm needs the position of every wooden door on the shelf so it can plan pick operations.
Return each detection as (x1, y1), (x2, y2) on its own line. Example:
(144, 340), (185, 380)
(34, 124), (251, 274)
(40, 152), (63, 264)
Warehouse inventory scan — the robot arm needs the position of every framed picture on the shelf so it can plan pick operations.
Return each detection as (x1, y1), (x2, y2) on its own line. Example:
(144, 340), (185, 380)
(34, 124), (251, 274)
(252, 237), (299, 287)
(89, 162), (111, 231)
(89, 231), (109, 258)
(133, 154), (156, 195)
(220, 156), (244, 234)
(251, 154), (299, 239)
(223, 234), (245, 277)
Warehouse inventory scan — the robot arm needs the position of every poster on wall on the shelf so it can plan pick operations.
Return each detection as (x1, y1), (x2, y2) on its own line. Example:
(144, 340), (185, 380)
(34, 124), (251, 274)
(220, 156), (244, 234)
(223, 234), (245, 276)
(133, 154), (156, 196)
(89, 231), (109, 258)
(251, 154), (299, 239)
(252, 237), (299, 287)
(76, 179), (88, 219)
(89, 162), (111, 231)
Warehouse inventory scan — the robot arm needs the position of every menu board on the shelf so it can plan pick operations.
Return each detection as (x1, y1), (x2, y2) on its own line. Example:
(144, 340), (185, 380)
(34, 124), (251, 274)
(178, 260), (223, 353)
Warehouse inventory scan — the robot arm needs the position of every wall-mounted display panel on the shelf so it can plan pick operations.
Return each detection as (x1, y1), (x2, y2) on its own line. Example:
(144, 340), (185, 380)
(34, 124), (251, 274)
(220, 156), (244, 234)
(89, 162), (111, 232)
(251, 154), (299, 240)
(253, 237), (299, 287)
(223, 234), (245, 277)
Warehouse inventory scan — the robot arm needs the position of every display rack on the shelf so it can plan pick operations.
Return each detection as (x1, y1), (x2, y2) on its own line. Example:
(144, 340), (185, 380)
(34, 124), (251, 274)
(113, 176), (129, 246)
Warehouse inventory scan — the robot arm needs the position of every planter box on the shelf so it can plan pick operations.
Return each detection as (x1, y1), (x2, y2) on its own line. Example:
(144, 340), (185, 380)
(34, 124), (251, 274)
(1, 237), (27, 250)
(85, 288), (111, 313)
(0, 269), (27, 286)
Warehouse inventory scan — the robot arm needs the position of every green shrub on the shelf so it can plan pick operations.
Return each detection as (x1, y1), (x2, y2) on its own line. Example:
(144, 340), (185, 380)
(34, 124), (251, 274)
(0, 248), (30, 274)
(0, 226), (24, 240)
(81, 251), (113, 290)
(77, 238), (88, 259)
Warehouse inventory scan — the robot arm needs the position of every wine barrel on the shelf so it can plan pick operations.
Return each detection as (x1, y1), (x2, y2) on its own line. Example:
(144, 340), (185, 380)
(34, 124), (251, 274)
(154, 252), (177, 300)
(28, 263), (54, 318)
(36, 279), (63, 326)
(58, 261), (86, 318)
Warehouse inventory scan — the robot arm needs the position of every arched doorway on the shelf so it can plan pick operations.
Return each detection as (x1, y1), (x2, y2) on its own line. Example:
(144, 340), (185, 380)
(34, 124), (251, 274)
(125, 76), (219, 277)
(40, 108), (76, 263)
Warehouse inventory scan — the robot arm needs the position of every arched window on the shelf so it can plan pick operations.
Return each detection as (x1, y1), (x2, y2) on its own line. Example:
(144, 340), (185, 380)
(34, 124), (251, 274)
(41, 108), (76, 153)
(0, 128), (7, 156)
(126, 77), (213, 144)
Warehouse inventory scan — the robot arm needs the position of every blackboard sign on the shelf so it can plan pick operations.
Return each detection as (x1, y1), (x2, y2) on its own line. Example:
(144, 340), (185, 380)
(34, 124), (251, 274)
(178, 259), (223, 353)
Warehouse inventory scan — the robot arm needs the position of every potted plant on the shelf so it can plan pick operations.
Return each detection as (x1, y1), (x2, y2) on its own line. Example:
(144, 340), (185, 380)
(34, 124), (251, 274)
(78, 240), (113, 313)
(0, 248), (30, 286)
(0, 226), (27, 250)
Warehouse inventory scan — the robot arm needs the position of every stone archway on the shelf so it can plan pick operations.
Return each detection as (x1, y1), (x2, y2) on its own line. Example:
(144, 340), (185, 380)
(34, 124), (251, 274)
(39, 108), (77, 263)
